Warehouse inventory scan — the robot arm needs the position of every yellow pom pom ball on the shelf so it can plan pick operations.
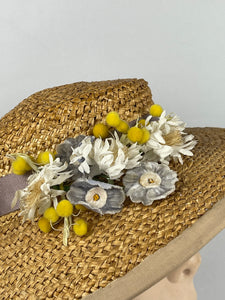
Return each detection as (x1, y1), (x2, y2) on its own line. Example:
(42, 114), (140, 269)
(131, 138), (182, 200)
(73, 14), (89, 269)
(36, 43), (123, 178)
(73, 218), (88, 236)
(75, 204), (87, 212)
(44, 207), (59, 223)
(12, 156), (31, 175)
(138, 119), (146, 128)
(93, 123), (109, 138)
(56, 200), (73, 217)
(139, 128), (151, 144)
(38, 217), (51, 233)
(149, 104), (163, 117)
(116, 120), (129, 133)
(106, 111), (121, 127)
(127, 127), (143, 143)
(36, 151), (55, 165)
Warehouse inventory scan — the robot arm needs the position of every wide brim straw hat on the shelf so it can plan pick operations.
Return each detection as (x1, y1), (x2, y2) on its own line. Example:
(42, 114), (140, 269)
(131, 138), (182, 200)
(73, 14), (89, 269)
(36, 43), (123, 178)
(0, 78), (225, 299)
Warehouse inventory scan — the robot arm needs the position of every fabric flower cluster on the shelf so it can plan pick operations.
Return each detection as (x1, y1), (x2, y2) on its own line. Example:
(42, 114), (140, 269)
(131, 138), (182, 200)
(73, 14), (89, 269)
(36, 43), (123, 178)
(9, 104), (196, 245)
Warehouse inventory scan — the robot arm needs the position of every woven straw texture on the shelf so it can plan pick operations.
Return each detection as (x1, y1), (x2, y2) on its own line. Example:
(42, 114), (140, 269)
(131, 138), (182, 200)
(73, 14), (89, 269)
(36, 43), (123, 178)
(0, 129), (225, 299)
(0, 78), (152, 177)
(0, 80), (225, 299)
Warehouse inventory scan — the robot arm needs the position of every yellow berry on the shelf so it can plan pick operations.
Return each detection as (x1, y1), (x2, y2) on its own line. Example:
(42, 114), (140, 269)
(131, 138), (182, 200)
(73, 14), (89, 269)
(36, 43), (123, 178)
(116, 120), (129, 133)
(38, 217), (51, 233)
(138, 119), (146, 128)
(56, 200), (73, 217)
(149, 104), (163, 117)
(12, 156), (31, 175)
(44, 207), (59, 223)
(93, 123), (109, 138)
(106, 111), (121, 127)
(73, 218), (88, 236)
(127, 127), (143, 143)
(139, 128), (151, 144)
(75, 204), (87, 211)
(24, 160), (32, 171)
(36, 151), (55, 165)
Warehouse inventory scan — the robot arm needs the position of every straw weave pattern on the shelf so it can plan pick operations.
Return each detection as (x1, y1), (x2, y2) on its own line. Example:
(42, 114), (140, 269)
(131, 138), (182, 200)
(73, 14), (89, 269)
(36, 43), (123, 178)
(0, 127), (225, 299)
(0, 79), (225, 299)
(0, 78), (152, 177)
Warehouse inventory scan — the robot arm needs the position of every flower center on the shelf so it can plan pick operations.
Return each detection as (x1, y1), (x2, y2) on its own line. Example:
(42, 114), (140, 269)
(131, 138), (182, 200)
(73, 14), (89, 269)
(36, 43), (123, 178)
(148, 178), (154, 184)
(163, 130), (183, 146)
(85, 187), (107, 208)
(139, 171), (161, 188)
(93, 193), (100, 201)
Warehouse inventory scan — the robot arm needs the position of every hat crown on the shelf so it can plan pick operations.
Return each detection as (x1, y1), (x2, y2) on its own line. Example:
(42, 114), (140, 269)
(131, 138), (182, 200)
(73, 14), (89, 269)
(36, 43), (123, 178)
(0, 78), (153, 177)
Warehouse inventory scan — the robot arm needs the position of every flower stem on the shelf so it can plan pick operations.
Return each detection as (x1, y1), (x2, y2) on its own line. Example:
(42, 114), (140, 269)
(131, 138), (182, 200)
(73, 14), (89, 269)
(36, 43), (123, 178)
(63, 217), (70, 246)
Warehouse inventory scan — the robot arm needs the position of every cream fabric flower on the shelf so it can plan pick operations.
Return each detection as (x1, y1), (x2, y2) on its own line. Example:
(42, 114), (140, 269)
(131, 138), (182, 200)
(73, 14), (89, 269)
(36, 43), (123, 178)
(12, 157), (73, 222)
(70, 132), (142, 180)
(142, 111), (197, 164)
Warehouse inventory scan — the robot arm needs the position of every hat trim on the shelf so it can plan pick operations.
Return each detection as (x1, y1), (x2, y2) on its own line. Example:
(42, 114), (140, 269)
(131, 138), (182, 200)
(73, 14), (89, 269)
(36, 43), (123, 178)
(0, 173), (28, 216)
(84, 195), (225, 300)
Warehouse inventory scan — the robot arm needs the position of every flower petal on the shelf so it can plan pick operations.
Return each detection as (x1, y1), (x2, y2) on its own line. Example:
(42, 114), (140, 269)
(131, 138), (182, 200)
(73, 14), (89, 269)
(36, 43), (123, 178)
(67, 178), (125, 215)
(123, 162), (178, 205)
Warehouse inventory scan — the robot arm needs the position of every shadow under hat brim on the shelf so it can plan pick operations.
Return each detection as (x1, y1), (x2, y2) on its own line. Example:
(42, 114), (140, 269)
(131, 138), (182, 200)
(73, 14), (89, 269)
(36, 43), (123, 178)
(0, 127), (225, 299)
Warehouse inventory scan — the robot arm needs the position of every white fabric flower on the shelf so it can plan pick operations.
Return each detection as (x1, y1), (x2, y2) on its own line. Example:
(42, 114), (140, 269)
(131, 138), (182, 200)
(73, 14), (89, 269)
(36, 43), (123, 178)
(142, 111), (197, 164)
(167, 133), (197, 164)
(70, 132), (142, 180)
(12, 157), (73, 222)
(70, 136), (94, 174)
(92, 133), (142, 179)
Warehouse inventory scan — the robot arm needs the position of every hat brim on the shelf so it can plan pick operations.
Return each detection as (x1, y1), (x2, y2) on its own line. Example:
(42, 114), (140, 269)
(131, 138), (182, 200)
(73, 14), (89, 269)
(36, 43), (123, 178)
(0, 127), (225, 299)
(84, 195), (225, 300)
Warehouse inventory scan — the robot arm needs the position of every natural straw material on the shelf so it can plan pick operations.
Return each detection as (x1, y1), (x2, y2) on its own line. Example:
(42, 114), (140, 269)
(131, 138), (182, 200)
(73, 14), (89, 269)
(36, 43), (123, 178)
(0, 78), (152, 177)
(0, 79), (225, 299)
(0, 126), (225, 299)
(85, 196), (225, 300)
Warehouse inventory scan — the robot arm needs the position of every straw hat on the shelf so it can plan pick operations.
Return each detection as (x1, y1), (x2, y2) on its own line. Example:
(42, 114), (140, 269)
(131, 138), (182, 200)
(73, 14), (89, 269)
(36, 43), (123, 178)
(0, 78), (225, 300)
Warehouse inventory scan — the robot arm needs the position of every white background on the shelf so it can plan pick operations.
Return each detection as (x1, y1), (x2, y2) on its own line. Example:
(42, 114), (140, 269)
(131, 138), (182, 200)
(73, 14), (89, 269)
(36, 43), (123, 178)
(0, 1), (225, 299)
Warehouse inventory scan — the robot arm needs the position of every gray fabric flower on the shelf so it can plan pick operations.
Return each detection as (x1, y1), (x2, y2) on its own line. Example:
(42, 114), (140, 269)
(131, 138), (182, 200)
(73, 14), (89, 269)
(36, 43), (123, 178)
(56, 136), (86, 180)
(67, 178), (125, 215)
(123, 162), (178, 205)
(56, 136), (86, 163)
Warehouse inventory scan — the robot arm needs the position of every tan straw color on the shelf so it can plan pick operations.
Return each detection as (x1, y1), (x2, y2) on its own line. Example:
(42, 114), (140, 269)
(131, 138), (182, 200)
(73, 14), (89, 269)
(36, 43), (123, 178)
(0, 78), (152, 177)
(0, 79), (225, 299)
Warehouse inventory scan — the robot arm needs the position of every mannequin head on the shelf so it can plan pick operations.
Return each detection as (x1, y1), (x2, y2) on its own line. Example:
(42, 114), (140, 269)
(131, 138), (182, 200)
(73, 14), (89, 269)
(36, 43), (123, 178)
(134, 253), (201, 300)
